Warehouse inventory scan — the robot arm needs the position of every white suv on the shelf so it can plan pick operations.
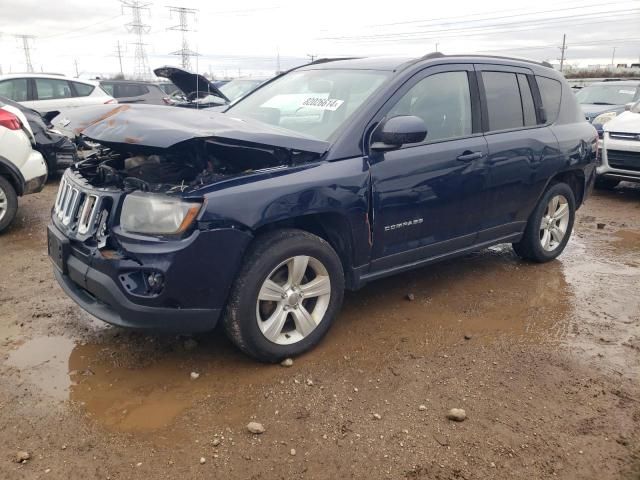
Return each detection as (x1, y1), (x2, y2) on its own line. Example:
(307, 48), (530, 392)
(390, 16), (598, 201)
(0, 100), (48, 232)
(598, 100), (640, 189)
(0, 74), (116, 114)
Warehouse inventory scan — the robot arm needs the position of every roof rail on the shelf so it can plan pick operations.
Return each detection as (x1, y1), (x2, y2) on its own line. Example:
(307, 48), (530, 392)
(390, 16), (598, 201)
(416, 53), (553, 69)
(309, 57), (361, 65)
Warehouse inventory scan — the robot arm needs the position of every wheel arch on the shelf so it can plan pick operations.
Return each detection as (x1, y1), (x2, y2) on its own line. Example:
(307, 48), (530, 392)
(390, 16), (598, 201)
(0, 156), (25, 196)
(548, 168), (586, 207)
(252, 212), (359, 289)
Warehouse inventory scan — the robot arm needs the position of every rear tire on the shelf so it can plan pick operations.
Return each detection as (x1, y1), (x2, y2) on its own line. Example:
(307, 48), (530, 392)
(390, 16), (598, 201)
(223, 229), (344, 362)
(594, 177), (620, 190)
(512, 183), (575, 263)
(0, 176), (18, 234)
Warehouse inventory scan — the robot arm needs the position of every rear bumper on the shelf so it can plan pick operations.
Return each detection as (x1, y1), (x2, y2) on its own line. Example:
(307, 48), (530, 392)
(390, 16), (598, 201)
(21, 150), (48, 194)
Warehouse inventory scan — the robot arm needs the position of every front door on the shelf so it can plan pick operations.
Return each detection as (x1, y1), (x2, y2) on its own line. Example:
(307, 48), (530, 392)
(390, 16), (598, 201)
(368, 65), (489, 272)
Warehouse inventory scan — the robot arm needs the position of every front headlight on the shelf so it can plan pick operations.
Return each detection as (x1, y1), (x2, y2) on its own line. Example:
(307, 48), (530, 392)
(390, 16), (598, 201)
(120, 192), (202, 235)
(593, 111), (618, 125)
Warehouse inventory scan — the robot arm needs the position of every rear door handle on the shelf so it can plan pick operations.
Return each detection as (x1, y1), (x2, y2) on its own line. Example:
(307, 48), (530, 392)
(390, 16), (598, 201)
(457, 151), (484, 162)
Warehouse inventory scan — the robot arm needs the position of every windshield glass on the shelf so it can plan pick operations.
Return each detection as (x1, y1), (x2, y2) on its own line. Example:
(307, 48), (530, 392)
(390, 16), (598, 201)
(226, 69), (390, 141)
(575, 84), (638, 105)
(220, 79), (264, 102)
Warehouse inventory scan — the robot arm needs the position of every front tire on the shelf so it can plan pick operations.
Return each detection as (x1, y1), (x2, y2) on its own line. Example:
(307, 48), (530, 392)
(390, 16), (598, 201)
(0, 177), (18, 234)
(223, 229), (345, 362)
(512, 182), (575, 263)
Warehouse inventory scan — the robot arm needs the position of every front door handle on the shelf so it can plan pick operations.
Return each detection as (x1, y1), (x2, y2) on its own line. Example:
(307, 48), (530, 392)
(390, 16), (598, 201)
(457, 151), (484, 162)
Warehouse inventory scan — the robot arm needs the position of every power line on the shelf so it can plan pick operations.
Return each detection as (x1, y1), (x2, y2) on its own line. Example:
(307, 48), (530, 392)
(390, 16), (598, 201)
(14, 35), (35, 73)
(167, 6), (198, 70)
(121, 0), (151, 80)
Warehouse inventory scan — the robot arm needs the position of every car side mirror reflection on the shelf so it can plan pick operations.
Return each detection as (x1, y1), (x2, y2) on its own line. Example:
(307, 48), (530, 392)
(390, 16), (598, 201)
(371, 115), (427, 151)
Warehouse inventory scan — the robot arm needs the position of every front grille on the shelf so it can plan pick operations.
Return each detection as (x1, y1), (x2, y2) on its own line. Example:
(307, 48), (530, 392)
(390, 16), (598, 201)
(609, 132), (640, 141)
(52, 171), (115, 240)
(607, 149), (640, 172)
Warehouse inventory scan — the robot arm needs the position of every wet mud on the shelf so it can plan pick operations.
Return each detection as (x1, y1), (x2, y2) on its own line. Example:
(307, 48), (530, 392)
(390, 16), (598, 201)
(1, 179), (639, 479)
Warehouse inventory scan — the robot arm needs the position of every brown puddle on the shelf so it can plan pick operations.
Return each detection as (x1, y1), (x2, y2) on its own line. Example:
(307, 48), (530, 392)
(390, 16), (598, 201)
(613, 229), (640, 251)
(4, 246), (578, 435)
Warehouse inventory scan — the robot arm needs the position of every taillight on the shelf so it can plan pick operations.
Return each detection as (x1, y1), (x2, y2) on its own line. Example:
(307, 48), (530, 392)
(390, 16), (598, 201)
(0, 109), (22, 130)
(104, 99), (118, 104)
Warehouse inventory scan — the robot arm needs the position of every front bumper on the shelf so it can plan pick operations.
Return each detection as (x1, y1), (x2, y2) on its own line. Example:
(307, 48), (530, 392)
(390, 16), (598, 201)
(48, 220), (252, 333)
(598, 133), (640, 183)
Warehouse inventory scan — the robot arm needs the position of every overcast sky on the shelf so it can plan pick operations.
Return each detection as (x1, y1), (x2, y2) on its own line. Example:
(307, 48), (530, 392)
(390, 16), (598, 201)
(0, 0), (638, 79)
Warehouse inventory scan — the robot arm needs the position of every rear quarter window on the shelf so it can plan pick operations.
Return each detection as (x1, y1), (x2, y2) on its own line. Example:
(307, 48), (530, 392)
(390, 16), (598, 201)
(72, 82), (95, 97)
(536, 76), (562, 124)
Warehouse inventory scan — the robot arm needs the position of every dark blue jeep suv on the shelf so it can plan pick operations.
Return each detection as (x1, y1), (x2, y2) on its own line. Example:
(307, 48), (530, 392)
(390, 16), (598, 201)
(48, 54), (597, 361)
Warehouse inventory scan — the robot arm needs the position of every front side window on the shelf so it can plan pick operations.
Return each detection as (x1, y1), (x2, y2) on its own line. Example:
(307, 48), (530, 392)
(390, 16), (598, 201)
(387, 71), (472, 143)
(35, 78), (72, 100)
(0, 78), (28, 101)
(227, 69), (390, 141)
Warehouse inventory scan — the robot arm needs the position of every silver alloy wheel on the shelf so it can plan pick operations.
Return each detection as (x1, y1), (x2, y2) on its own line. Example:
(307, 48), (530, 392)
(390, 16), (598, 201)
(256, 255), (331, 345)
(539, 194), (570, 252)
(0, 187), (7, 222)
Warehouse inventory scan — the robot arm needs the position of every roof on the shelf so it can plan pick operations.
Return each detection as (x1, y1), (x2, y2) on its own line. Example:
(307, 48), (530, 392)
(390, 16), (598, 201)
(300, 53), (555, 72)
(0, 73), (97, 84)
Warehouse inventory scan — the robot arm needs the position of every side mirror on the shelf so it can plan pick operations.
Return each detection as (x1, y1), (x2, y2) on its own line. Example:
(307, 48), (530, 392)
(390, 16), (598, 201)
(371, 115), (427, 151)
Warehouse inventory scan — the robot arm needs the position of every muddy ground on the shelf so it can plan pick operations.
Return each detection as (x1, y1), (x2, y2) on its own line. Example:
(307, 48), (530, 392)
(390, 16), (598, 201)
(0, 179), (639, 480)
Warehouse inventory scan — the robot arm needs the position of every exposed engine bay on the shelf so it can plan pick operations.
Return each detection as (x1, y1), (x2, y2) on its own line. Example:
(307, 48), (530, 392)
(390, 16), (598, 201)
(74, 137), (316, 193)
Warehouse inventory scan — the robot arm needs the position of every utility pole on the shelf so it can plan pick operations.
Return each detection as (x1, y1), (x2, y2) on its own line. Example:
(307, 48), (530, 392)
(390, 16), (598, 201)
(307, 54), (317, 63)
(167, 6), (198, 70)
(114, 41), (125, 76)
(73, 58), (80, 77)
(15, 35), (35, 72)
(558, 34), (567, 73)
(121, 0), (151, 80)
(276, 48), (281, 74)
(611, 47), (617, 68)
(435, 42), (439, 53)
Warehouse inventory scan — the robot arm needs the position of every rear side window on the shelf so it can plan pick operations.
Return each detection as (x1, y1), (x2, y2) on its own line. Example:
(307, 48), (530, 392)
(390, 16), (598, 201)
(482, 71), (524, 131)
(536, 76), (562, 124)
(517, 74), (537, 126)
(0, 78), (28, 101)
(115, 83), (149, 97)
(35, 78), (72, 100)
(72, 81), (94, 97)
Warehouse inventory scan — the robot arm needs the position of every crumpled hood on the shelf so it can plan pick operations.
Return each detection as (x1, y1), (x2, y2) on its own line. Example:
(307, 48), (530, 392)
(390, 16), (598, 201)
(51, 104), (330, 154)
(581, 104), (626, 120)
(604, 111), (640, 134)
(154, 66), (229, 102)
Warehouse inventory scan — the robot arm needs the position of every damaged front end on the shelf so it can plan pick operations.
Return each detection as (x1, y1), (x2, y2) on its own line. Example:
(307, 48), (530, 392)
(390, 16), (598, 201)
(48, 104), (328, 331)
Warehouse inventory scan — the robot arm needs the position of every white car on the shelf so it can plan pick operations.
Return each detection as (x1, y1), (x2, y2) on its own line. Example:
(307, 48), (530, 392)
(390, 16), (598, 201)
(0, 99), (48, 232)
(0, 73), (116, 114)
(598, 101), (640, 189)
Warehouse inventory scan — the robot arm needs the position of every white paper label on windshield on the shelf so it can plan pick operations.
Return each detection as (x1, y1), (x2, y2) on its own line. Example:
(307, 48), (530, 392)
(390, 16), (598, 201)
(260, 93), (343, 112)
(619, 89), (635, 95)
(299, 97), (344, 111)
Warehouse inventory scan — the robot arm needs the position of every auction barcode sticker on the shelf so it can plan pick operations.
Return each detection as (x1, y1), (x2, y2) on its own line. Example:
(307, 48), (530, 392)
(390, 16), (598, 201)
(300, 97), (344, 111)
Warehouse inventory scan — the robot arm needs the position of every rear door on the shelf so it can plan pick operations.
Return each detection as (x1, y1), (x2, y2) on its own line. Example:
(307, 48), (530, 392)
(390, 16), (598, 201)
(31, 77), (76, 112)
(368, 64), (489, 270)
(475, 64), (561, 241)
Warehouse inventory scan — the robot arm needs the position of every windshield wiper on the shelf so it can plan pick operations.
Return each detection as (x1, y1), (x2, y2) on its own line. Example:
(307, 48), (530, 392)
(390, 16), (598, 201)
(590, 102), (615, 105)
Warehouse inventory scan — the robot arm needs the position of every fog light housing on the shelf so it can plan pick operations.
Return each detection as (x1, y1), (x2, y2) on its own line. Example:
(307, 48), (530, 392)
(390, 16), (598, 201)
(147, 272), (165, 293)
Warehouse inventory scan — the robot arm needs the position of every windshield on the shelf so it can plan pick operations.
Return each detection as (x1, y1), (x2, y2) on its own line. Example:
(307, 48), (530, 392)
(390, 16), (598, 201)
(220, 79), (264, 102)
(226, 69), (390, 141)
(575, 84), (639, 105)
